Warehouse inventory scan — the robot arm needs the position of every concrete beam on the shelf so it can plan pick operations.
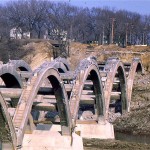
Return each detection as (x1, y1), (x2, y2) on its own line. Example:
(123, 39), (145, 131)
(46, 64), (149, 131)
(101, 77), (120, 83)
(0, 86), (72, 99)
(80, 95), (95, 104)
(76, 120), (97, 124)
(111, 91), (121, 99)
(99, 71), (107, 77)
(32, 103), (56, 111)
(18, 71), (32, 78)
(37, 87), (54, 95)
(81, 90), (94, 95)
(0, 88), (22, 98)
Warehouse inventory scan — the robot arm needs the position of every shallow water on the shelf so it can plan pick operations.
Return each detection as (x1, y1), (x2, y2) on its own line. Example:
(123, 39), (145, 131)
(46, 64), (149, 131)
(115, 131), (150, 144)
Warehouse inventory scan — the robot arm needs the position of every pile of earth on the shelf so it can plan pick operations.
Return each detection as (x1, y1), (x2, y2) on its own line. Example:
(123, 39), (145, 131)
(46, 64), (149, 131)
(0, 39), (53, 70)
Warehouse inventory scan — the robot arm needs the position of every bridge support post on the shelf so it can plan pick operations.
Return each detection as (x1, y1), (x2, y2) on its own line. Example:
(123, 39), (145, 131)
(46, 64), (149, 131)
(20, 125), (83, 150)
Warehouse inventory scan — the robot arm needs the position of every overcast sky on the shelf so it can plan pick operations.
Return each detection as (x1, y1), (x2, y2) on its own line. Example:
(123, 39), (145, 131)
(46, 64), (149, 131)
(0, 0), (150, 15)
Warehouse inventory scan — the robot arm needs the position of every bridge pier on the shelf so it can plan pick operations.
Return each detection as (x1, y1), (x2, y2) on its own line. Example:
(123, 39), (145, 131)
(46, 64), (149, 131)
(20, 125), (83, 150)
(75, 121), (114, 139)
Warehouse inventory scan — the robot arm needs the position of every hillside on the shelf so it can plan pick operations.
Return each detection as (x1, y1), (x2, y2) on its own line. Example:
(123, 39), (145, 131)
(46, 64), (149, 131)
(0, 39), (149, 71)
(0, 39), (53, 70)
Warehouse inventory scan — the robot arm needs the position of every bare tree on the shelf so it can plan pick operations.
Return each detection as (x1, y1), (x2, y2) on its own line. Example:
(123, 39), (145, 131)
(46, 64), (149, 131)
(0, 0), (150, 45)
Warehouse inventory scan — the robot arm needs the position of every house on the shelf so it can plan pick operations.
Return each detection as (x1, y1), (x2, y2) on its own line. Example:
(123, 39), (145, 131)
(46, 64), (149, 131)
(10, 27), (30, 39)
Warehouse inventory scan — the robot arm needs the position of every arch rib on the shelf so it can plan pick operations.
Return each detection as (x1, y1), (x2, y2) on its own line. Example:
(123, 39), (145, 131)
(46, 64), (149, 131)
(40, 60), (69, 73)
(13, 64), (72, 147)
(69, 57), (105, 125)
(0, 64), (23, 88)
(0, 93), (17, 149)
(8, 60), (32, 72)
(55, 57), (70, 71)
(127, 58), (143, 111)
(103, 57), (128, 118)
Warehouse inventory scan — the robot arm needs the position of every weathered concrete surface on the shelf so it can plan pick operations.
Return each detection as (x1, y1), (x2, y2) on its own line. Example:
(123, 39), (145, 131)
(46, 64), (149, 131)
(1, 143), (13, 150)
(21, 125), (83, 150)
(76, 121), (114, 139)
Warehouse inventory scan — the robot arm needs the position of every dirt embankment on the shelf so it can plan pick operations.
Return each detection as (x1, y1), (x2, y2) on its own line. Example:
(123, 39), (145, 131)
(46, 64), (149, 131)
(23, 41), (53, 70)
(69, 43), (150, 72)
(0, 40), (149, 71)
(0, 39), (53, 70)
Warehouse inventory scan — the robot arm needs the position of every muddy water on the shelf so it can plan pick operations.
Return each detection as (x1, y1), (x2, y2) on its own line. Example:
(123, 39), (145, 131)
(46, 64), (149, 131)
(84, 131), (150, 150)
(115, 131), (150, 144)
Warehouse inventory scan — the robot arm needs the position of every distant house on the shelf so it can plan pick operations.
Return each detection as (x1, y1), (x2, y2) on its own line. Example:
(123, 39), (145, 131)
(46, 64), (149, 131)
(10, 27), (30, 39)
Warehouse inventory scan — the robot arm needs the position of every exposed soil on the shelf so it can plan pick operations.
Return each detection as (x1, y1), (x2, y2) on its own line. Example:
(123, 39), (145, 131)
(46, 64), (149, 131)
(0, 39), (53, 70)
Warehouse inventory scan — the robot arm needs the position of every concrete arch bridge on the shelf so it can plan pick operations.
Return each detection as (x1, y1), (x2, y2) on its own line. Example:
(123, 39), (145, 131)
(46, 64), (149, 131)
(0, 57), (143, 150)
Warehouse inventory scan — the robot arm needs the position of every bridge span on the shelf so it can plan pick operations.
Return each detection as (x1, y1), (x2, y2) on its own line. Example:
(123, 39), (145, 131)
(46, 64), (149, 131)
(0, 57), (143, 149)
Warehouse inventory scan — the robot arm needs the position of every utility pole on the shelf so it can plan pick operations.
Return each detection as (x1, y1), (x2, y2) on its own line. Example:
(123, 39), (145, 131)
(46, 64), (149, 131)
(130, 24), (134, 45)
(125, 23), (129, 47)
(143, 32), (145, 45)
(70, 24), (73, 41)
(110, 18), (115, 44)
(102, 26), (105, 45)
(143, 27), (147, 45)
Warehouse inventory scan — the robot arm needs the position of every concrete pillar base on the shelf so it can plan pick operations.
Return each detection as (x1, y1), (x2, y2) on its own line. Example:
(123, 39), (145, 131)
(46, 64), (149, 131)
(21, 125), (83, 150)
(76, 121), (115, 139)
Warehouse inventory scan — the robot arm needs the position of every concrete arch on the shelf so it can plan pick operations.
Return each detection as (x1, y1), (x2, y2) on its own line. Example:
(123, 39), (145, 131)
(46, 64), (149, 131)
(127, 58), (143, 111)
(8, 60), (32, 72)
(103, 57), (128, 118)
(0, 65), (23, 88)
(55, 57), (70, 71)
(69, 58), (105, 125)
(41, 61), (69, 73)
(0, 93), (17, 149)
(13, 66), (72, 147)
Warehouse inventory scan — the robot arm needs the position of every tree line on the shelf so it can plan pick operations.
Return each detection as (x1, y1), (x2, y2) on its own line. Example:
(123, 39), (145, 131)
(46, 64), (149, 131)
(0, 0), (150, 46)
